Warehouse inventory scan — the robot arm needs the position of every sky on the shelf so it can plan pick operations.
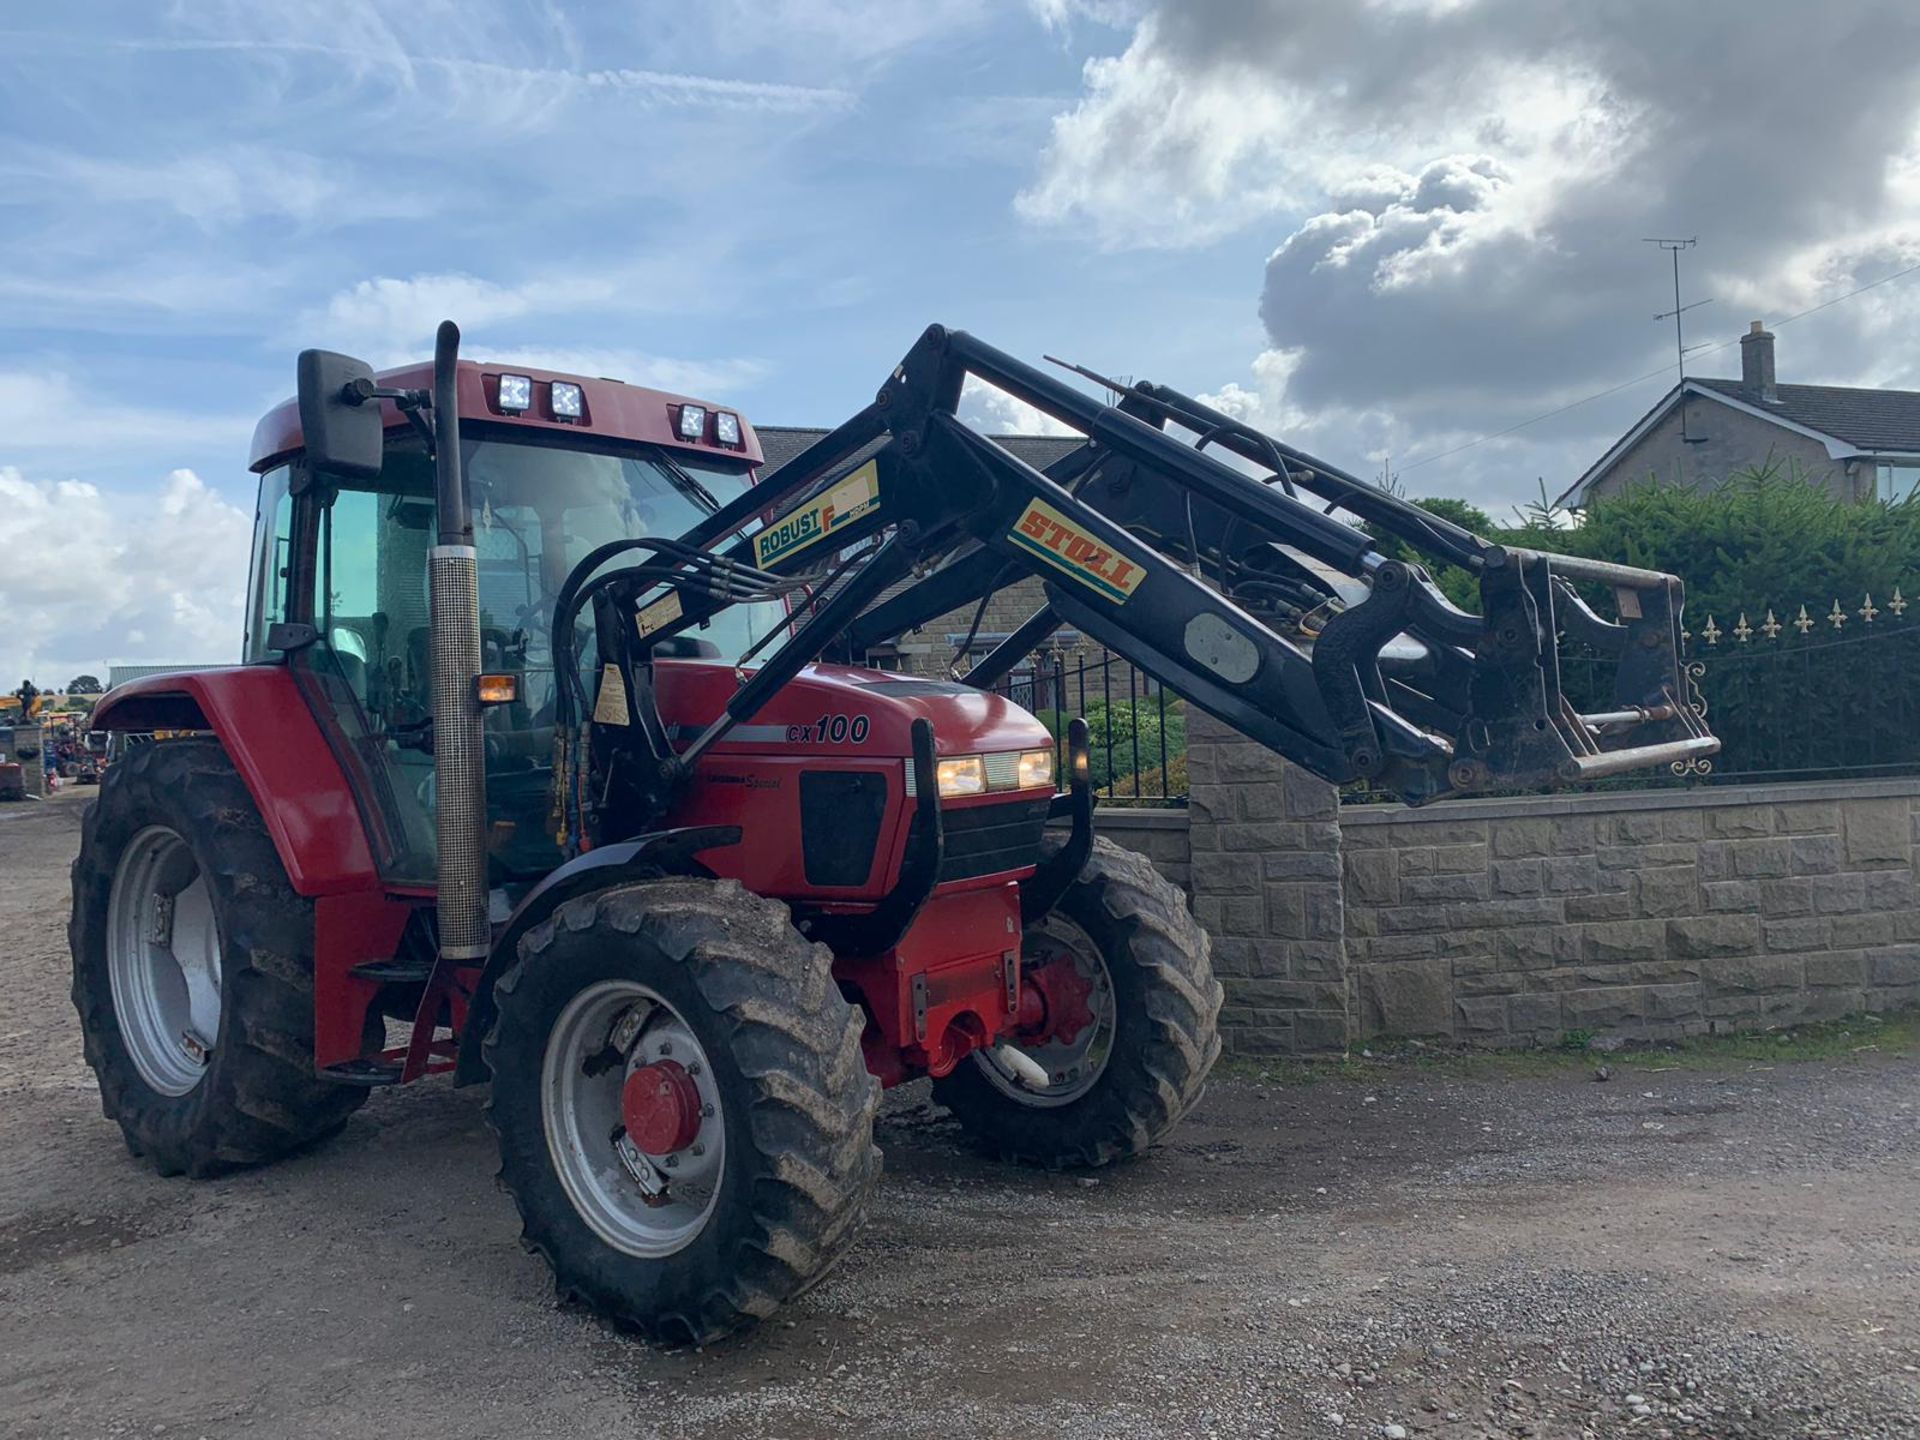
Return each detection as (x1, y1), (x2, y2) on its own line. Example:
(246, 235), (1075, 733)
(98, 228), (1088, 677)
(6, 0), (1920, 687)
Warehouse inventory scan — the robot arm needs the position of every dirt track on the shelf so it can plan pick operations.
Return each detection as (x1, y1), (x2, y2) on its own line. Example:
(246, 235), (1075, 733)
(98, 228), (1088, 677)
(3, 786), (1918, 1439)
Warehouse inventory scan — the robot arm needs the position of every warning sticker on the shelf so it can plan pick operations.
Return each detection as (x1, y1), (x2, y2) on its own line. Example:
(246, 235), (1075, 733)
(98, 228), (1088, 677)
(636, 590), (683, 638)
(592, 664), (631, 726)
(1007, 498), (1146, 604)
(753, 459), (881, 569)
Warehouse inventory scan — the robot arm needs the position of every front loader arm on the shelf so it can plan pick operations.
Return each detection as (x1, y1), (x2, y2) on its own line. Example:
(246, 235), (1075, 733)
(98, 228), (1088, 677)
(582, 324), (1715, 811)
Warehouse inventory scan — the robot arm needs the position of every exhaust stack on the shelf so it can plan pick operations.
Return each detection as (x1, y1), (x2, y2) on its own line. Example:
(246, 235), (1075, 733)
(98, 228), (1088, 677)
(427, 320), (490, 961)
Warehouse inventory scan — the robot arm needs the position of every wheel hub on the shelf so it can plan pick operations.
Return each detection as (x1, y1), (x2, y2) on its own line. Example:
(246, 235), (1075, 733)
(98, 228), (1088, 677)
(106, 825), (223, 1097)
(1018, 949), (1098, 1048)
(977, 914), (1115, 1106)
(621, 1060), (702, 1156)
(541, 981), (726, 1259)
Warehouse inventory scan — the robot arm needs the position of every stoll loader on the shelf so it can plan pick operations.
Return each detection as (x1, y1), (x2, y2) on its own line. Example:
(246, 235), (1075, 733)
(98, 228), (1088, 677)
(73, 320), (1717, 1342)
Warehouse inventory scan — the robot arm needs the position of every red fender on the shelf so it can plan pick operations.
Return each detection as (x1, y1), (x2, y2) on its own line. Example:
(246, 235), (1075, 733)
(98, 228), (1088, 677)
(92, 666), (382, 898)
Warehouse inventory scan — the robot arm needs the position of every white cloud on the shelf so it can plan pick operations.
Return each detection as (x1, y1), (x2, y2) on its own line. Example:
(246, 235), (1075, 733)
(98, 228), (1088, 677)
(309, 273), (616, 364)
(302, 252), (746, 366)
(1020, 13), (1626, 252)
(1026, 0), (1144, 33)
(960, 376), (1081, 437)
(1021, 0), (1920, 503)
(1017, 18), (1311, 247)
(297, 272), (773, 396)
(0, 467), (253, 686)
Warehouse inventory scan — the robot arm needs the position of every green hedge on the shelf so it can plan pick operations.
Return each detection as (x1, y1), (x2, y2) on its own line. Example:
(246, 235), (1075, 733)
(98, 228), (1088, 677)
(1387, 465), (1920, 624)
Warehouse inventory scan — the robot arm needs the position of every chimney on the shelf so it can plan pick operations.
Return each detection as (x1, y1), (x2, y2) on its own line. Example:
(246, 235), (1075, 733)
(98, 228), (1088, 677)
(1740, 320), (1777, 403)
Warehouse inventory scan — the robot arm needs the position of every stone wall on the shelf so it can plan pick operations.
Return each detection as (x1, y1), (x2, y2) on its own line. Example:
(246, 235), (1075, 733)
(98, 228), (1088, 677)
(1184, 708), (1348, 1055)
(1342, 780), (1920, 1047)
(1076, 756), (1920, 1054)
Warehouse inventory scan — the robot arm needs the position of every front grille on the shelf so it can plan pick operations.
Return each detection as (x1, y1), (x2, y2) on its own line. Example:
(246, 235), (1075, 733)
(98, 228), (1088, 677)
(922, 796), (1052, 882)
(800, 770), (889, 887)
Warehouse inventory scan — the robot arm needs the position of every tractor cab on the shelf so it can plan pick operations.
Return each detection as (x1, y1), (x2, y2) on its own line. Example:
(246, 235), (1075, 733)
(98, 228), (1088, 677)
(247, 370), (784, 884)
(241, 356), (1057, 940)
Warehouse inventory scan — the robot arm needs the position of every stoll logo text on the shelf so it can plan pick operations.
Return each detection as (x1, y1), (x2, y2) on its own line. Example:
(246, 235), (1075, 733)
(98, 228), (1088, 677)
(1007, 500), (1144, 603)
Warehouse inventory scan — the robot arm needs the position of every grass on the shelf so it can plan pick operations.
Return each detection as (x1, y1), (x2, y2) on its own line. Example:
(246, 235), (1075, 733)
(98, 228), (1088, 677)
(1218, 1010), (1920, 1088)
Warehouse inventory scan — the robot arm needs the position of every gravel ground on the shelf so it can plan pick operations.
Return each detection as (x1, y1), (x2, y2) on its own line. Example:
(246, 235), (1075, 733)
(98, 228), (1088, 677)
(3, 785), (1918, 1439)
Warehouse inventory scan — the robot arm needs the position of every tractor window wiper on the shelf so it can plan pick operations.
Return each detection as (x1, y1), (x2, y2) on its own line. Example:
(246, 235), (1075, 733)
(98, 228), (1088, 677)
(648, 451), (722, 514)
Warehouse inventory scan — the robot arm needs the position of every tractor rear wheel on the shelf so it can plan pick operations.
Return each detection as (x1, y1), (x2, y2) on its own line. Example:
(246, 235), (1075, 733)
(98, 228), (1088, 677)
(68, 738), (368, 1176)
(933, 835), (1222, 1168)
(485, 878), (880, 1344)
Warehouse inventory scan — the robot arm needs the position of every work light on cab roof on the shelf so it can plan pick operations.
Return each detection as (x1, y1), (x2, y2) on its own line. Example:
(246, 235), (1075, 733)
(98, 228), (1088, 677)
(496, 372), (533, 414)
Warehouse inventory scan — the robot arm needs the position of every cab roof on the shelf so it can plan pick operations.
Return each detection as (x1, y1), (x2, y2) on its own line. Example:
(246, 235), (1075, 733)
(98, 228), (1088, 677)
(249, 358), (764, 472)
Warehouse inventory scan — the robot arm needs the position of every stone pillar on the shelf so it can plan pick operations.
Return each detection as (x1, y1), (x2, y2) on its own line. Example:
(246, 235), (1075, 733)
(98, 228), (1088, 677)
(1185, 707), (1349, 1054)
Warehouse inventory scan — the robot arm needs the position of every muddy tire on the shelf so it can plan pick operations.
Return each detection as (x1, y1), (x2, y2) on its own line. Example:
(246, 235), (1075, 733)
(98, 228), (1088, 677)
(68, 738), (367, 1177)
(485, 878), (880, 1345)
(933, 835), (1222, 1168)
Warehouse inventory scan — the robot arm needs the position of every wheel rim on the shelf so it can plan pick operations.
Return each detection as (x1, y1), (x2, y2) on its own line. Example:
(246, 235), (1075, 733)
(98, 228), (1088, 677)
(540, 979), (726, 1259)
(106, 825), (222, 1097)
(977, 912), (1116, 1108)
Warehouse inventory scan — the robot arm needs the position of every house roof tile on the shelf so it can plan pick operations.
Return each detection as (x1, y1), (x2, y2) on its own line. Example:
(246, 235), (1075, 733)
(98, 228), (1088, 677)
(1691, 379), (1920, 454)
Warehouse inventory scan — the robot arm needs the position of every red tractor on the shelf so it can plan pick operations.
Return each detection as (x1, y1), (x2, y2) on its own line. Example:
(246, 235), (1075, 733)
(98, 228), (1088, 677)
(74, 322), (1714, 1341)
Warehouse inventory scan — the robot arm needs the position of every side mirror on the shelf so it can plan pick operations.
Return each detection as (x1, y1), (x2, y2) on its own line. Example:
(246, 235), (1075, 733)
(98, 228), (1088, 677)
(297, 349), (384, 480)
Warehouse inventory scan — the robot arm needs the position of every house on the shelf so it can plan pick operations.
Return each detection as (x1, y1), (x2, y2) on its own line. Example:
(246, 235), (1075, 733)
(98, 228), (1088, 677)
(1558, 323), (1920, 509)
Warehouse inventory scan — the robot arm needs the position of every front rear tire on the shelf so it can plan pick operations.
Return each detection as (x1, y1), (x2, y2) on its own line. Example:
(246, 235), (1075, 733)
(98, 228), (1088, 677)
(485, 878), (880, 1345)
(934, 836), (1222, 1168)
(68, 738), (367, 1176)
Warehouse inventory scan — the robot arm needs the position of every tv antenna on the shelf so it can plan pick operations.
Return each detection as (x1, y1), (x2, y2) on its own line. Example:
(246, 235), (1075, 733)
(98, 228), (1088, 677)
(1645, 237), (1712, 439)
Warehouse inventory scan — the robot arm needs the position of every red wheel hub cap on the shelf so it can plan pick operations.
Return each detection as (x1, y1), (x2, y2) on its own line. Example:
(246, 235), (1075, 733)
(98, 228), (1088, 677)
(621, 1060), (703, 1156)
(1019, 953), (1099, 1047)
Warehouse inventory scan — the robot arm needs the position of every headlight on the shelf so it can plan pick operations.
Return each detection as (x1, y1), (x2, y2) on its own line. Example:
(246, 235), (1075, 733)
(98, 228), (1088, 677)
(714, 411), (742, 446)
(550, 381), (583, 419)
(935, 755), (987, 797)
(1016, 749), (1054, 790)
(677, 404), (707, 441)
(497, 373), (533, 414)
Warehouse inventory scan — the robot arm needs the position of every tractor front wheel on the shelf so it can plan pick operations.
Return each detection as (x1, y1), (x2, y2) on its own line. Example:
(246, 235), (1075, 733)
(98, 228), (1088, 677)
(68, 738), (368, 1176)
(485, 878), (880, 1344)
(934, 835), (1222, 1168)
